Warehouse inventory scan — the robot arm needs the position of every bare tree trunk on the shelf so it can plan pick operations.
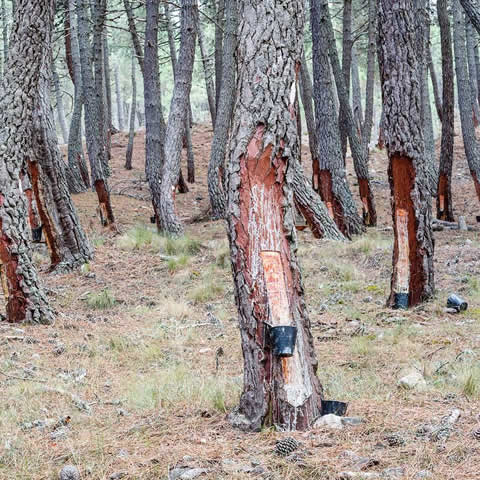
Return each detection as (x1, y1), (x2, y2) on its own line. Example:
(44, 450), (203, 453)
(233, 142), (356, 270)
(66, 0), (90, 193)
(214, 0), (224, 112)
(321, 0), (377, 227)
(124, 0), (144, 75)
(31, 55), (93, 272)
(351, 46), (364, 137)
(466, 18), (480, 125)
(474, 31), (480, 106)
(196, 12), (216, 127)
(158, 0), (198, 235)
(363, 0), (377, 149)
(311, 0), (364, 237)
(378, 0), (435, 308)
(207, 0), (236, 219)
(453, 3), (480, 202)
(77, 0), (115, 228)
(0, 0), (54, 324)
(144, 0), (166, 224)
(103, 35), (114, 161)
(52, 62), (69, 144)
(115, 65), (124, 131)
(427, 45), (443, 122)
(437, 0), (455, 221)
(227, 0), (323, 433)
(125, 53), (136, 170)
(460, 0), (480, 35)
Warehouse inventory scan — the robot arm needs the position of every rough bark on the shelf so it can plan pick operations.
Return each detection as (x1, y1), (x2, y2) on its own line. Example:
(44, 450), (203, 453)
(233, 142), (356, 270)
(311, 0), (366, 236)
(124, 0), (145, 75)
(351, 46), (364, 137)
(144, 0), (165, 224)
(158, 0), (198, 235)
(466, 18), (480, 125)
(196, 12), (216, 127)
(322, 0), (377, 226)
(66, 0), (89, 194)
(64, 5), (74, 84)
(77, 0), (115, 227)
(31, 54), (93, 272)
(103, 35), (113, 160)
(437, 0), (455, 221)
(453, 3), (480, 203)
(460, 0), (480, 35)
(115, 65), (124, 131)
(363, 0), (377, 148)
(427, 45), (443, 122)
(378, 0), (435, 308)
(0, 0), (55, 324)
(52, 62), (69, 144)
(125, 53), (136, 170)
(214, 0), (224, 112)
(226, 0), (323, 433)
(207, 0), (237, 219)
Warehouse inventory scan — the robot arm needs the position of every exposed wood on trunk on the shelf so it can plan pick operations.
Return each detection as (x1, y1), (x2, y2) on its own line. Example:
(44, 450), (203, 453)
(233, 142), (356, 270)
(436, 0), (455, 221)
(378, 0), (435, 308)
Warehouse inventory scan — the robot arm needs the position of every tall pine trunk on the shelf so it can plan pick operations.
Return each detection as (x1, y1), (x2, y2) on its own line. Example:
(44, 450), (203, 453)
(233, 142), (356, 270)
(0, 0), (54, 323)
(436, 0), (455, 221)
(125, 52), (136, 170)
(378, 0), (435, 308)
(115, 65), (124, 131)
(466, 18), (480, 125)
(363, 0), (377, 149)
(227, 0), (323, 432)
(52, 62), (69, 144)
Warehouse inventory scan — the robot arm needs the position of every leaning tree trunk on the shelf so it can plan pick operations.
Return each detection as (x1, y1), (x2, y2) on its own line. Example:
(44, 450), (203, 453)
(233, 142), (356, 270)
(460, 0), (480, 34)
(115, 65), (124, 131)
(158, 0), (198, 235)
(427, 45), (443, 122)
(363, 0), (377, 149)
(125, 52), (136, 170)
(207, 0), (237, 219)
(144, 0), (166, 225)
(311, 0), (364, 237)
(453, 3), (480, 202)
(66, 0), (89, 193)
(466, 18), (480, 125)
(226, 0), (324, 433)
(378, 0), (435, 308)
(0, 0), (54, 324)
(124, 0), (144, 75)
(31, 54), (93, 272)
(77, 0), (115, 228)
(436, 0), (455, 221)
(52, 62), (69, 144)
(322, 0), (377, 227)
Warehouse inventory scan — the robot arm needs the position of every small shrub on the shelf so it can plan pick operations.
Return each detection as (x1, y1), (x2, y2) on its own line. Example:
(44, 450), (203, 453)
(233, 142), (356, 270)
(165, 235), (201, 256)
(117, 225), (162, 251)
(463, 372), (478, 397)
(167, 254), (189, 273)
(190, 282), (225, 304)
(86, 289), (116, 309)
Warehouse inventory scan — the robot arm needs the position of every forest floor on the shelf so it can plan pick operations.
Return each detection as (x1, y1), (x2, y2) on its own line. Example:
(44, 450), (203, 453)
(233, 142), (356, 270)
(1, 125), (480, 480)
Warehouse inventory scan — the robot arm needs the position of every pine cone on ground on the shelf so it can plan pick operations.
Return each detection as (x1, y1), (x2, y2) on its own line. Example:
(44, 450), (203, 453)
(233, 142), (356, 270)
(275, 437), (299, 456)
(472, 427), (480, 440)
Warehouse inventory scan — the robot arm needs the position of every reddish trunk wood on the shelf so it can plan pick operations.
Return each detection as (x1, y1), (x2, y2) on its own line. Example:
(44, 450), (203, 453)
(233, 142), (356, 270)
(94, 179), (116, 229)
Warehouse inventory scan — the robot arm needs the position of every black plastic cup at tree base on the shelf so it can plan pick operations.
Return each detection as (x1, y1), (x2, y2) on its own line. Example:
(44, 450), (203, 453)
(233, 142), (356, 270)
(447, 294), (468, 312)
(150, 215), (156, 224)
(271, 325), (297, 357)
(393, 292), (409, 310)
(476, 215), (480, 223)
(321, 400), (348, 417)
(32, 225), (43, 243)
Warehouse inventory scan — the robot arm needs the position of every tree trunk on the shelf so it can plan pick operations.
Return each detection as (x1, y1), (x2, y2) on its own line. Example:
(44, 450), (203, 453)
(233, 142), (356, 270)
(310, 0), (364, 238)
(460, 0), (480, 35)
(453, 3), (480, 202)
(436, 0), (455, 221)
(125, 53), (136, 170)
(362, 0), (377, 149)
(66, 0), (90, 194)
(321, 0), (377, 227)
(474, 31), (480, 106)
(1, 0), (7, 76)
(158, 0), (198, 235)
(339, 0), (353, 161)
(31, 54), (93, 272)
(0, 0), (55, 324)
(103, 35), (113, 159)
(427, 45), (443, 122)
(196, 12), (216, 127)
(466, 18), (480, 125)
(115, 65), (124, 131)
(207, 0), (237, 219)
(351, 46), (364, 137)
(144, 0), (166, 225)
(226, 0), (323, 433)
(214, 0), (224, 112)
(378, 0), (435, 308)
(64, 4), (74, 84)
(377, 107), (385, 149)
(77, 0), (115, 228)
(298, 53), (319, 186)
(52, 62), (69, 144)
(124, 0), (144, 75)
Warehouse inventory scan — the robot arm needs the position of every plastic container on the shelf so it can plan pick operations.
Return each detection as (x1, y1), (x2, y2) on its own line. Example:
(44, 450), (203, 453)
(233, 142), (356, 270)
(150, 215), (156, 224)
(447, 294), (468, 312)
(271, 326), (297, 357)
(393, 292), (409, 310)
(321, 400), (348, 416)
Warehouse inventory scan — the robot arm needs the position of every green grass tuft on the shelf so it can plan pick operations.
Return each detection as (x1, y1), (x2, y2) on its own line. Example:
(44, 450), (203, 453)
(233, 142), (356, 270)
(86, 289), (116, 310)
